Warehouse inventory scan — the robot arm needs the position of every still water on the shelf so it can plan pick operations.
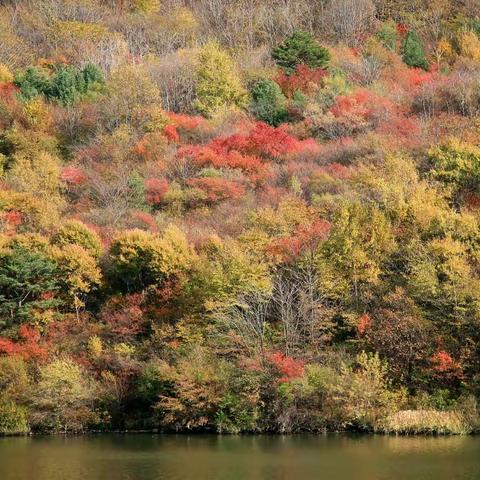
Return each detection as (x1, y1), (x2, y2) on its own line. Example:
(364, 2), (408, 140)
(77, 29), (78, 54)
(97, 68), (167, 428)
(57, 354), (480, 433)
(0, 434), (479, 480)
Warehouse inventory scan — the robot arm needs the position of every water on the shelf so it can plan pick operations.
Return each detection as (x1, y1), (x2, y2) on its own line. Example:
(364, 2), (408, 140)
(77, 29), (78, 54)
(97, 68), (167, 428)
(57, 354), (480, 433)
(0, 434), (479, 480)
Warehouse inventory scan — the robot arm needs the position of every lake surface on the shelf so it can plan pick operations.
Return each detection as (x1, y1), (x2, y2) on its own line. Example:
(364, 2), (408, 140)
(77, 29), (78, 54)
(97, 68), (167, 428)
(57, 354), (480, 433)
(0, 434), (479, 480)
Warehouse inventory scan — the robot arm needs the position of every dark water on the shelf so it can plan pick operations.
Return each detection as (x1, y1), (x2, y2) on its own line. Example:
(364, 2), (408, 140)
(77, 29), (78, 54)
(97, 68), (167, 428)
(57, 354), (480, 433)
(0, 434), (479, 480)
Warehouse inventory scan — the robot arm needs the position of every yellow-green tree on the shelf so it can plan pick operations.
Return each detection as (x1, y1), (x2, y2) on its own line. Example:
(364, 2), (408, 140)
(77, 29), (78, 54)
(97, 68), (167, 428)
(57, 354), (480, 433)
(194, 41), (248, 117)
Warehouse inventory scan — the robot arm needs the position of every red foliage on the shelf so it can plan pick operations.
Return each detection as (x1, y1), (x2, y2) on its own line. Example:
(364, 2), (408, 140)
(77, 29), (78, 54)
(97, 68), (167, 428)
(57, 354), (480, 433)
(61, 166), (86, 185)
(268, 351), (305, 383)
(331, 89), (396, 124)
(430, 350), (463, 379)
(0, 82), (18, 101)
(357, 314), (371, 336)
(100, 294), (148, 341)
(276, 64), (327, 98)
(178, 144), (270, 186)
(167, 112), (205, 131)
(131, 210), (158, 232)
(145, 178), (169, 205)
(397, 23), (409, 36)
(187, 177), (246, 203)
(320, 162), (351, 179)
(163, 124), (180, 143)
(4, 210), (22, 226)
(0, 325), (48, 360)
(211, 122), (304, 159)
(268, 219), (331, 263)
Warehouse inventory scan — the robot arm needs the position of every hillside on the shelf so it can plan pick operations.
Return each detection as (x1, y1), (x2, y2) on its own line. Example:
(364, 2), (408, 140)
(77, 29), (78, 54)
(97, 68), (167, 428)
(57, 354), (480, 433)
(1, 0), (480, 434)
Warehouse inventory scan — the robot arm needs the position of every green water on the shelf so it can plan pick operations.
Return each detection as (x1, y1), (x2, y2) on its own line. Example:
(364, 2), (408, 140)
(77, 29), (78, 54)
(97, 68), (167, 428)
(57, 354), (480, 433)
(0, 434), (479, 480)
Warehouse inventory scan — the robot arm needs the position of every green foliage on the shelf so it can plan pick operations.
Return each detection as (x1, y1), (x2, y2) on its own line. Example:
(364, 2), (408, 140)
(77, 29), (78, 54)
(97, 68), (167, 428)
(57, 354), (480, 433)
(0, 402), (29, 434)
(194, 41), (248, 116)
(272, 31), (330, 74)
(14, 63), (104, 105)
(249, 78), (288, 126)
(377, 20), (398, 51)
(402, 30), (429, 70)
(0, 246), (60, 327)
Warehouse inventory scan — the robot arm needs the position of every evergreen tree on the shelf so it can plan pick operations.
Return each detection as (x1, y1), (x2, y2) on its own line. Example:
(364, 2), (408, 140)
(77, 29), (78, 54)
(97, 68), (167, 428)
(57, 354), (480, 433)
(402, 30), (429, 70)
(272, 31), (330, 74)
(249, 78), (288, 126)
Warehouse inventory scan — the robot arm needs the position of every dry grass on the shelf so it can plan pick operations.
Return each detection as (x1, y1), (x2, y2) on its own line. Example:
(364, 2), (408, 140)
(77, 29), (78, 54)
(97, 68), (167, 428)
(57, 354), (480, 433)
(381, 409), (473, 435)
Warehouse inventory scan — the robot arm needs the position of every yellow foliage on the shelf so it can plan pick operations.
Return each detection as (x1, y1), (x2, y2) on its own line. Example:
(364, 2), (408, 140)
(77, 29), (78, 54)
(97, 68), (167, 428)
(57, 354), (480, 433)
(0, 190), (59, 231)
(194, 41), (248, 117)
(8, 151), (62, 201)
(0, 63), (13, 83)
(50, 21), (110, 44)
(132, 0), (160, 14)
(22, 98), (50, 130)
(459, 31), (480, 62)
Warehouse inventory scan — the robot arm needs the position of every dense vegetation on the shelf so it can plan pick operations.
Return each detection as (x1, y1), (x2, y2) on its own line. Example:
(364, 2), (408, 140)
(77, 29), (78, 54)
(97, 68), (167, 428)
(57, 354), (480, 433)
(2, 0), (480, 435)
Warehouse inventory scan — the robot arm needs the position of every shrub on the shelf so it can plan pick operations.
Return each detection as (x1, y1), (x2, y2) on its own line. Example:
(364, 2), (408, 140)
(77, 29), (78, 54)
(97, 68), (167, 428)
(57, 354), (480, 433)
(0, 402), (29, 434)
(272, 31), (330, 74)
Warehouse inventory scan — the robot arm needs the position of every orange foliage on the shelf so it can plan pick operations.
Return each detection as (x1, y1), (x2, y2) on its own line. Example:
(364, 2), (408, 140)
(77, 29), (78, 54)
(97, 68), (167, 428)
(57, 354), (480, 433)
(276, 64), (327, 98)
(0, 326), (48, 360)
(268, 219), (331, 263)
(187, 177), (246, 203)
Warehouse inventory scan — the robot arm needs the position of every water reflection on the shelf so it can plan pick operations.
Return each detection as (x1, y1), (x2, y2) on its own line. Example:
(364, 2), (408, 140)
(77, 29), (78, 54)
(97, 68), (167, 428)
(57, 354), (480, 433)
(0, 434), (479, 480)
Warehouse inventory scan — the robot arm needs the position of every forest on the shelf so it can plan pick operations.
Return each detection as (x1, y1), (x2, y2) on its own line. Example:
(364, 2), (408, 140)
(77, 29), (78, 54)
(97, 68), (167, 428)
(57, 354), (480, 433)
(2, 0), (480, 435)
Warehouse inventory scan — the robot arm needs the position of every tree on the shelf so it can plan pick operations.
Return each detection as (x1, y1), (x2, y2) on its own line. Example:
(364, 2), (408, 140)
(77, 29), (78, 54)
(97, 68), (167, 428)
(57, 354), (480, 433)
(249, 78), (288, 126)
(0, 246), (60, 328)
(53, 220), (103, 259)
(30, 358), (98, 433)
(194, 41), (248, 116)
(402, 30), (429, 70)
(109, 226), (195, 292)
(272, 31), (330, 75)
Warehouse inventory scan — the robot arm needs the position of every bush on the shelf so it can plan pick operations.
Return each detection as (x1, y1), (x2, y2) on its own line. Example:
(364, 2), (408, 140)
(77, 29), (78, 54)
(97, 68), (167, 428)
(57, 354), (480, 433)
(0, 402), (29, 434)
(272, 31), (330, 75)
(249, 78), (288, 126)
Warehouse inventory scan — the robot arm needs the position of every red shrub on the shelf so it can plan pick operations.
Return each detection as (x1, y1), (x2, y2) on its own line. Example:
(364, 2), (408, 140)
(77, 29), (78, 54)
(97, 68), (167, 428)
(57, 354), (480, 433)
(276, 64), (327, 98)
(164, 124), (180, 143)
(430, 350), (463, 379)
(61, 166), (86, 185)
(145, 178), (170, 205)
(187, 177), (246, 203)
(0, 82), (18, 101)
(357, 314), (371, 336)
(0, 325), (48, 360)
(167, 112), (205, 131)
(268, 351), (305, 383)
(100, 294), (147, 341)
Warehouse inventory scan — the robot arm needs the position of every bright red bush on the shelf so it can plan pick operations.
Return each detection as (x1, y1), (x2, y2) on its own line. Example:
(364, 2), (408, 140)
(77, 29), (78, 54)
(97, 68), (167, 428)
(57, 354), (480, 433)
(0, 325), (48, 360)
(430, 350), (463, 379)
(145, 178), (169, 205)
(268, 351), (305, 383)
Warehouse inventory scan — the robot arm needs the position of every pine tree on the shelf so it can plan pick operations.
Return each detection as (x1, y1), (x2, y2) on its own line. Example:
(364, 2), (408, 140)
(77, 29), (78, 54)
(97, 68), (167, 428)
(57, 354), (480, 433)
(272, 31), (330, 75)
(402, 30), (429, 70)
